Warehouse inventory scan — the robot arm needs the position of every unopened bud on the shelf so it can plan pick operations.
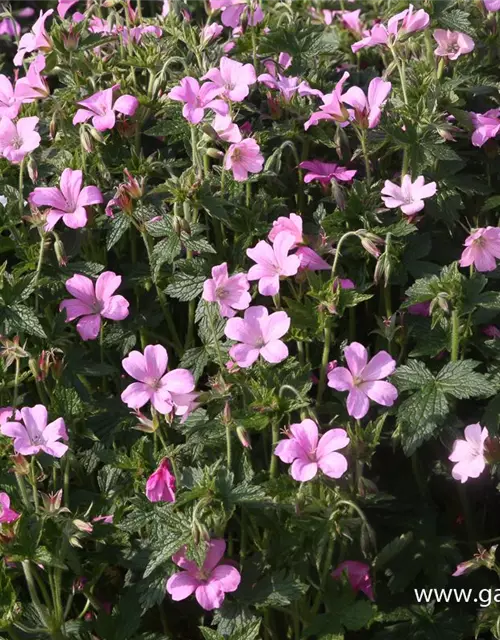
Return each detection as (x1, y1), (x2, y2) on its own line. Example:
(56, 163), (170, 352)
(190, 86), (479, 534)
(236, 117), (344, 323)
(80, 129), (93, 153)
(201, 124), (218, 140)
(27, 157), (38, 183)
(73, 576), (88, 593)
(73, 519), (93, 534)
(132, 409), (157, 433)
(11, 453), (29, 475)
(206, 148), (224, 159)
(28, 357), (40, 381)
(223, 401), (231, 425)
(49, 114), (57, 139)
(53, 236), (67, 267)
(89, 127), (104, 143)
(236, 426), (251, 449)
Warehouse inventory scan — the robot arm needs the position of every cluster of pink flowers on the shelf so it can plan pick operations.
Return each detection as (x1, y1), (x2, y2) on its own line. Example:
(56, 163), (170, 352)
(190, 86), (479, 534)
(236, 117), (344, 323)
(257, 52), (322, 102)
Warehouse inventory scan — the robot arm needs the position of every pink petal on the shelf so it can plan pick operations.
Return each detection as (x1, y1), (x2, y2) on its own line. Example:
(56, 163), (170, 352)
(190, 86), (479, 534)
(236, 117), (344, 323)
(101, 295), (129, 321)
(259, 339), (288, 363)
(209, 564), (241, 593)
(167, 572), (199, 601)
(290, 419), (319, 453)
(95, 271), (121, 302)
(60, 298), (94, 321)
(327, 367), (353, 391)
(76, 314), (101, 340)
(62, 208), (87, 229)
(361, 350), (396, 381)
(344, 342), (368, 376)
(358, 380), (398, 407)
(263, 311), (291, 342)
(317, 428), (350, 458)
(346, 388), (370, 419)
(229, 343), (260, 368)
(43, 417), (68, 443)
(42, 441), (68, 458)
(195, 582), (225, 610)
(113, 94), (139, 116)
(77, 185), (103, 207)
(274, 438), (304, 463)
(318, 451), (348, 478)
(203, 539), (226, 573)
(144, 344), (168, 379)
(122, 351), (148, 382)
(64, 274), (95, 305)
(121, 382), (152, 408)
(93, 110), (116, 131)
(161, 369), (195, 394)
(290, 458), (318, 482)
(29, 186), (67, 210)
(60, 168), (82, 206)
(72, 108), (93, 125)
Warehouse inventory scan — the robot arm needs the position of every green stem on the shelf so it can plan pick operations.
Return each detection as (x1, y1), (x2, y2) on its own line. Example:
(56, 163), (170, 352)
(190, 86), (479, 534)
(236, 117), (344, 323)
(450, 309), (460, 362)
(269, 421), (280, 478)
(311, 536), (335, 616)
(330, 231), (359, 281)
(389, 44), (409, 106)
(18, 158), (25, 217)
(13, 357), (20, 408)
(22, 561), (52, 631)
(99, 323), (107, 393)
(16, 473), (31, 510)
(30, 457), (39, 512)
(358, 128), (371, 183)
(34, 233), (46, 313)
(226, 422), (232, 471)
(316, 319), (332, 406)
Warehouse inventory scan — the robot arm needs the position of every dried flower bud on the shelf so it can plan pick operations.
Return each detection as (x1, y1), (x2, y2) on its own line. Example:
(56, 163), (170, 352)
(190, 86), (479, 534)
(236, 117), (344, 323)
(132, 409), (157, 433)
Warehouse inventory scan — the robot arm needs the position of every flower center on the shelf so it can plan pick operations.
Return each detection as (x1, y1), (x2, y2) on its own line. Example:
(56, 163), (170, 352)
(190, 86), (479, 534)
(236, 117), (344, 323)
(352, 375), (363, 387)
(231, 148), (242, 162)
(11, 134), (23, 149)
(255, 337), (265, 348)
(145, 377), (162, 390)
(215, 286), (227, 300)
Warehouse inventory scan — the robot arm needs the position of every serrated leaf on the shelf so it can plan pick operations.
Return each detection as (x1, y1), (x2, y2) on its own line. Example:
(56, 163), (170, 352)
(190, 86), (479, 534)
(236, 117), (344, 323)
(392, 360), (434, 392)
(1, 303), (46, 338)
(245, 571), (308, 607)
(107, 213), (131, 251)
(230, 620), (262, 640)
(374, 533), (414, 570)
(435, 360), (496, 399)
(199, 629), (224, 640)
(179, 346), (209, 381)
(165, 272), (205, 301)
(151, 235), (181, 278)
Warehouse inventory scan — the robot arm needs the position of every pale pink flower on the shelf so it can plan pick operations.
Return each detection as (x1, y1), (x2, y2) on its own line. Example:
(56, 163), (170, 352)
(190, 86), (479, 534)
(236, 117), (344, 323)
(296, 246), (330, 271)
(449, 424), (488, 483)
(0, 492), (20, 524)
(73, 87), (139, 131)
(340, 9), (363, 35)
(167, 539), (241, 610)
(485, 0), (500, 10)
(342, 78), (392, 129)
(120, 25), (162, 45)
(304, 71), (350, 130)
(387, 4), (430, 36)
(0, 76), (21, 119)
(0, 17), (20, 38)
(202, 23), (224, 44)
(299, 160), (357, 186)
(0, 405), (68, 458)
(433, 29), (475, 59)
(268, 213), (303, 246)
(202, 56), (256, 102)
(210, 0), (263, 28)
(470, 109), (500, 147)
(146, 458), (176, 503)
(14, 9), (53, 66)
(332, 561), (374, 601)
(121, 344), (196, 416)
(459, 227), (500, 272)
(352, 24), (390, 54)
(29, 168), (103, 231)
(59, 272), (129, 341)
(247, 232), (301, 295)
(274, 419), (349, 482)
(0, 116), (41, 164)
(327, 342), (398, 419)
(212, 114), (242, 142)
(202, 263), (251, 318)
(223, 138), (264, 181)
(92, 514), (113, 524)
(224, 306), (290, 367)
(381, 175), (437, 216)
(263, 52), (292, 76)
(258, 71), (303, 102)
(168, 77), (228, 125)
(161, 0), (170, 16)
(15, 55), (50, 102)
(57, 0), (79, 18)
(88, 17), (113, 34)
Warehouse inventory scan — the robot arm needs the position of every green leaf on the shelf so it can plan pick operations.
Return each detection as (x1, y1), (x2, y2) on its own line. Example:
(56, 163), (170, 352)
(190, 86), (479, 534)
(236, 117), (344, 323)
(199, 629), (224, 640)
(341, 600), (375, 631)
(151, 235), (181, 278)
(245, 571), (308, 607)
(0, 563), (17, 629)
(374, 533), (414, 570)
(107, 213), (131, 251)
(179, 346), (209, 381)
(165, 272), (205, 301)
(230, 620), (262, 640)
(1, 303), (46, 338)
(392, 360), (434, 392)
(435, 360), (496, 399)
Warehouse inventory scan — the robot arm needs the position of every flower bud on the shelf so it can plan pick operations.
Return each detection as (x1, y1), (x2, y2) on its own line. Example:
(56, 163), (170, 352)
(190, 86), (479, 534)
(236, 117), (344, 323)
(62, 26), (80, 51)
(49, 114), (57, 140)
(73, 519), (93, 534)
(53, 236), (67, 267)
(11, 453), (29, 476)
(132, 409), (157, 433)
(80, 129), (93, 153)
(27, 157), (38, 183)
(89, 127), (104, 143)
(206, 148), (223, 159)
(236, 426), (251, 449)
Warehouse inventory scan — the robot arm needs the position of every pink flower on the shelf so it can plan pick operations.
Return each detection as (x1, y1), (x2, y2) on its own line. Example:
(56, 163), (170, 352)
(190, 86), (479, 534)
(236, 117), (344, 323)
(387, 4), (430, 36)
(433, 29), (475, 59)
(202, 23), (224, 44)
(162, 0), (170, 16)
(212, 114), (242, 142)
(223, 138), (264, 182)
(299, 160), (357, 186)
(0, 407), (21, 425)
(146, 458), (176, 503)
(29, 168), (103, 231)
(0, 17), (20, 38)
(459, 227), (500, 272)
(73, 87), (139, 131)
(0, 76), (20, 119)
(14, 9), (54, 66)
(268, 213), (303, 245)
(247, 232), (300, 296)
(168, 77), (228, 125)
(352, 24), (391, 53)
(304, 71), (350, 130)
(483, 325), (500, 338)
(0, 492), (20, 524)
(408, 301), (431, 316)
(332, 561), (374, 601)
(60, 272), (129, 341)
(120, 25), (162, 45)
(274, 419), (349, 482)
(449, 424), (488, 483)
(121, 344), (196, 416)
(342, 77), (391, 129)
(92, 515), (113, 524)
(15, 55), (50, 102)
(167, 539), (241, 610)
(470, 109), (500, 147)
(381, 175), (437, 216)
(258, 71), (303, 102)
(0, 405), (68, 458)
(224, 306), (290, 367)
(0, 116), (41, 164)
(340, 9), (363, 35)
(296, 247), (331, 271)
(202, 56), (256, 102)
(202, 263), (251, 318)
(327, 342), (398, 419)
(57, 0), (79, 18)
(210, 0), (263, 28)
(485, 0), (500, 10)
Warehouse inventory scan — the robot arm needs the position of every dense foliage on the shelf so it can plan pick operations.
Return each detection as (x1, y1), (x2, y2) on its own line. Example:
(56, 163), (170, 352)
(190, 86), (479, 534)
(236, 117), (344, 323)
(2, 0), (500, 638)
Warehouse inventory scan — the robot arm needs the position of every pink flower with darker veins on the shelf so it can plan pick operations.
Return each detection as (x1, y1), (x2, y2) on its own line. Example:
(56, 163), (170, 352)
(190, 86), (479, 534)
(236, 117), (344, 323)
(0, 492), (20, 524)
(14, 9), (53, 66)
(202, 262), (251, 318)
(327, 342), (398, 419)
(0, 405), (68, 458)
(202, 56), (256, 102)
(300, 160), (357, 187)
(274, 419), (349, 482)
(29, 168), (103, 230)
(247, 232), (301, 296)
(146, 458), (176, 503)
(433, 29), (475, 59)
(304, 72), (350, 130)
(168, 77), (228, 125)
(0, 17), (20, 38)
(449, 424), (488, 483)
(470, 109), (500, 147)
(296, 246), (331, 271)
(0, 116), (41, 164)
(212, 114), (242, 142)
(121, 344), (196, 416)
(167, 539), (241, 610)
(210, 0), (263, 28)
(201, 23), (224, 44)
(73, 87), (139, 131)
(15, 55), (50, 102)
(223, 138), (264, 181)
(381, 175), (437, 216)
(0, 75), (21, 119)
(268, 213), (303, 245)
(224, 306), (290, 368)
(459, 227), (500, 272)
(342, 77), (392, 129)
(332, 561), (374, 601)
(59, 272), (129, 341)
